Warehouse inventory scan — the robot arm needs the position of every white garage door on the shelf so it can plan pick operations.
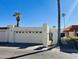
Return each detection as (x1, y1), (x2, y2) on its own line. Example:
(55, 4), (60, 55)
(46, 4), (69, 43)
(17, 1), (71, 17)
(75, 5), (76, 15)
(14, 31), (43, 43)
(0, 31), (8, 42)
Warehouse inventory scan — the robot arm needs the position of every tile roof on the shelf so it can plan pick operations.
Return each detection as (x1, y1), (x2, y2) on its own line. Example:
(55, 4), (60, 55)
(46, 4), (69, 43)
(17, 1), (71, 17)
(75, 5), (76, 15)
(63, 25), (78, 32)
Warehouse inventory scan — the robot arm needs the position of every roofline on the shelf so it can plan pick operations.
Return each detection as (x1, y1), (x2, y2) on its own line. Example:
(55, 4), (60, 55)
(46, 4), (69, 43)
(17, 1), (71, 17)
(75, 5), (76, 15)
(0, 27), (9, 29)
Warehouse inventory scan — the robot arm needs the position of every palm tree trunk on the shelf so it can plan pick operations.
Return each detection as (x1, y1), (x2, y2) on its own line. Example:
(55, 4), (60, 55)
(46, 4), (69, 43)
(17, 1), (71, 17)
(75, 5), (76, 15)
(16, 16), (20, 27)
(17, 21), (19, 27)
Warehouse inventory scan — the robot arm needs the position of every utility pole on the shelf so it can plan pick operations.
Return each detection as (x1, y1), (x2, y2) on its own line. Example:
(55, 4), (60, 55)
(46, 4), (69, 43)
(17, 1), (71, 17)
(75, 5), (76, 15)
(57, 0), (61, 46)
(62, 13), (66, 29)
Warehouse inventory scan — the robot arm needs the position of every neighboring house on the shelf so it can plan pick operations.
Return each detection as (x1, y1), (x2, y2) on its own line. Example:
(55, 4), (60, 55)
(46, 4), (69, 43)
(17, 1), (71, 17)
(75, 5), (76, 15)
(0, 24), (58, 47)
(0, 27), (9, 42)
(63, 25), (78, 37)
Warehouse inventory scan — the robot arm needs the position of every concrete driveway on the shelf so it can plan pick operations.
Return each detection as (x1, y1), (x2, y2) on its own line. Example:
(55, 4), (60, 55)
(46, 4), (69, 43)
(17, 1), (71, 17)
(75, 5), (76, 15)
(0, 43), (78, 59)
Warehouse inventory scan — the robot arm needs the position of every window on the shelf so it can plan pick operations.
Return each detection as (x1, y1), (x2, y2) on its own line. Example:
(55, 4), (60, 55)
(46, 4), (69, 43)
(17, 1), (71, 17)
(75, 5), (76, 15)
(32, 32), (34, 33)
(29, 31), (31, 33)
(22, 31), (24, 33)
(36, 32), (38, 33)
(61, 33), (65, 37)
(16, 31), (18, 33)
(26, 32), (28, 33)
(74, 31), (78, 36)
(75, 32), (78, 36)
(39, 31), (42, 33)
(19, 31), (21, 33)
(49, 33), (53, 41)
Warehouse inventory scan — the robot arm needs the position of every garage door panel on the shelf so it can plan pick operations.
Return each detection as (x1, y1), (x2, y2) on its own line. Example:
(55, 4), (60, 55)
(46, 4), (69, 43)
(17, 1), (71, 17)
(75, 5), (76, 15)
(0, 31), (8, 42)
(14, 31), (42, 43)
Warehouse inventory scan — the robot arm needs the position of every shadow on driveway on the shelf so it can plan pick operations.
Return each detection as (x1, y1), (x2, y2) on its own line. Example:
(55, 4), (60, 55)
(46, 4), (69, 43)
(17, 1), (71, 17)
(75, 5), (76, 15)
(60, 41), (78, 53)
(0, 42), (42, 49)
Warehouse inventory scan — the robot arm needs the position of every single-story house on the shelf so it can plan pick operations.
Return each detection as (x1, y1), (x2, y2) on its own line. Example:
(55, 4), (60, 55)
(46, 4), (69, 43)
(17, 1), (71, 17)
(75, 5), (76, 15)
(0, 24), (58, 47)
(63, 25), (78, 37)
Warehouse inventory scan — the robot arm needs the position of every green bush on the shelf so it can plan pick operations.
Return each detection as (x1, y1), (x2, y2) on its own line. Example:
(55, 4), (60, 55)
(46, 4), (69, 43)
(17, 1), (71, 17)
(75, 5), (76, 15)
(63, 36), (78, 41)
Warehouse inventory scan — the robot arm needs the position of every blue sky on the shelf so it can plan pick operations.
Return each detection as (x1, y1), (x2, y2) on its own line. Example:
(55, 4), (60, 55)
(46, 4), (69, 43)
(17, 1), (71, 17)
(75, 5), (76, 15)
(0, 0), (78, 28)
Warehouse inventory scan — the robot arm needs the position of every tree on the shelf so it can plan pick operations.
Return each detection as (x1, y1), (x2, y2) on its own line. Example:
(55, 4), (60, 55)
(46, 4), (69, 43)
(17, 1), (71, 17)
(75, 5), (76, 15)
(13, 12), (21, 27)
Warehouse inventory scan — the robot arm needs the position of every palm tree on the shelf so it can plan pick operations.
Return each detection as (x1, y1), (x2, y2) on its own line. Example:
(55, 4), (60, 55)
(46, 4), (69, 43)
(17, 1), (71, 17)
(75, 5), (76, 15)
(13, 12), (21, 27)
(57, 0), (62, 46)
